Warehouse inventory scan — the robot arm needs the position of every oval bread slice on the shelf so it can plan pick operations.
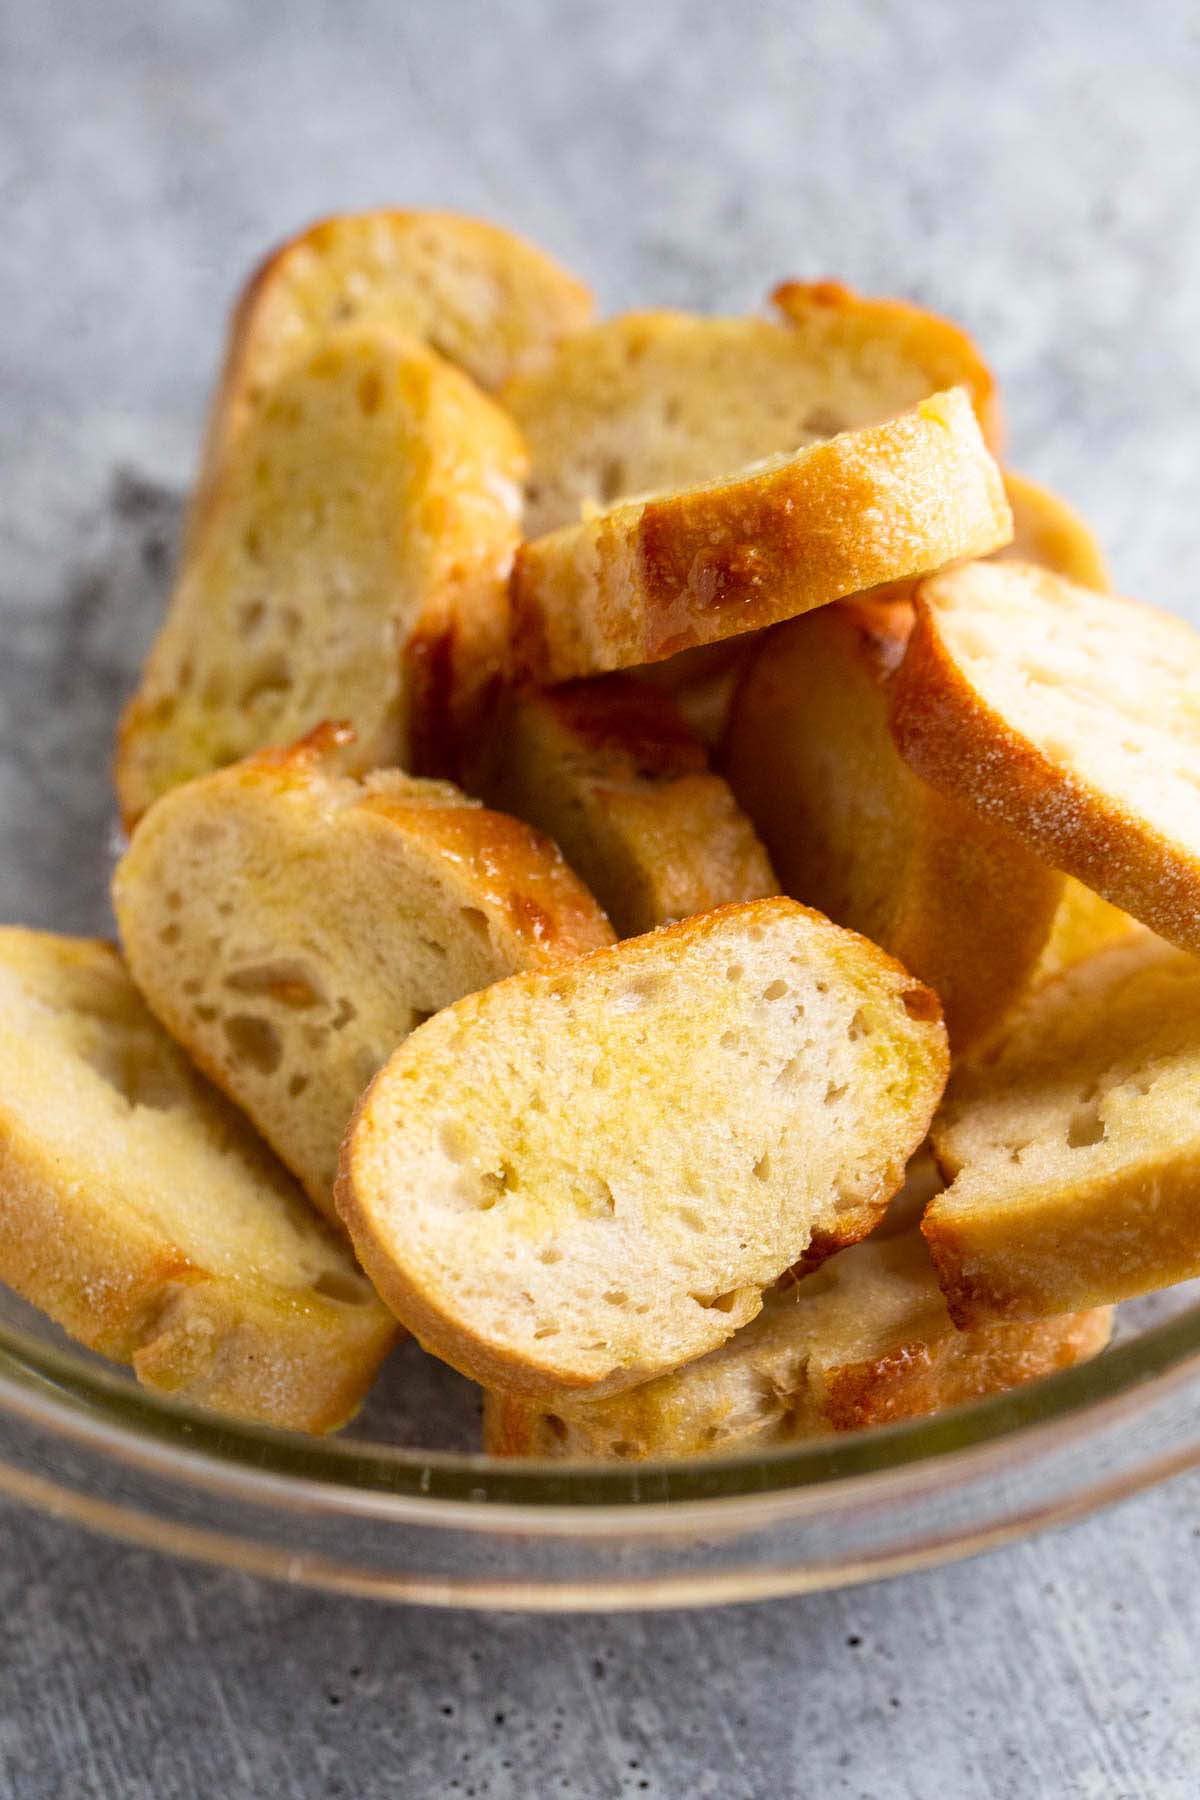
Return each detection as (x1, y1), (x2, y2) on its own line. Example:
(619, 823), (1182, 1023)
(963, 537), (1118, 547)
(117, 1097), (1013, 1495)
(336, 898), (949, 1400)
(0, 929), (397, 1431)
(477, 674), (778, 937)
(510, 390), (1012, 685)
(927, 932), (1200, 1323)
(191, 209), (590, 541)
(503, 283), (1000, 540)
(113, 726), (614, 1220)
(116, 324), (528, 826)
(483, 1231), (1111, 1459)
(890, 560), (1200, 955)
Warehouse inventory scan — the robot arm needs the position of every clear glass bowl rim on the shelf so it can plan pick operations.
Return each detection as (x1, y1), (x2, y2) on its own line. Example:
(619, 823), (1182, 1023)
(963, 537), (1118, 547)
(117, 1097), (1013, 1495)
(4, 1291), (1200, 1530)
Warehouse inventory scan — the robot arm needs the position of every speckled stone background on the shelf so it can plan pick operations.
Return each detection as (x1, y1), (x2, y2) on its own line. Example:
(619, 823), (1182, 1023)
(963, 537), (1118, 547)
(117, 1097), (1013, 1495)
(3, 1), (1200, 1794)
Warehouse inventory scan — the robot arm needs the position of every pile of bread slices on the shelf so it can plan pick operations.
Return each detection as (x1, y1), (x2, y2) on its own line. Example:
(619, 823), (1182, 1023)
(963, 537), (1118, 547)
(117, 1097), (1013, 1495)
(5, 209), (1199, 1462)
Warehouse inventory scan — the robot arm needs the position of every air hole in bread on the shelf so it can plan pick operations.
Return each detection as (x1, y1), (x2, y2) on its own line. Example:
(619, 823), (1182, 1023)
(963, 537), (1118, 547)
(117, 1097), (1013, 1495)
(224, 961), (325, 1009)
(329, 996), (357, 1030)
(901, 986), (940, 1024)
(590, 1062), (611, 1089)
(725, 963), (745, 983)
(358, 369), (384, 415)
(279, 606), (302, 640)
(537, 1246), (561, 1265)
(440, 1121), (471, 1164)
(675, 1205), (706, 1233)
(603, 1289), (629, 1307)
(478, 1160), (519, 1209)
(222, 1013), (283, 1075)
(310, 1270), (367, 1305)
(691, 1289), (743, 1313)
(165, 891), (183, 913)
(824, 1080), (847, 1105)
(288, 1073), (309, 1097)
(775, 1054), (802, 1087)
(542, 1412), (568, 1441)
(533, 1323), (560, 1340)
(763, 979), (789, 1001)
(201, 667), (230, 708)
(1066, 1103), (1107, 1148)
(237, 599), (266, 636)
(182, 978), (202, 996)
(194, 1003), (218, 1023)
(847, 1009), (871, 1041)
(159, 923), (181, 946)
(719, 1029), (739, 1049)
(753, 1150), (771, 1181)
(241, 652), (294, 708)
(611, 1441), (638, 1459)
(460, 906), (490, 942)
(216, 900), (234, 919)
(802, 406), (845, 437)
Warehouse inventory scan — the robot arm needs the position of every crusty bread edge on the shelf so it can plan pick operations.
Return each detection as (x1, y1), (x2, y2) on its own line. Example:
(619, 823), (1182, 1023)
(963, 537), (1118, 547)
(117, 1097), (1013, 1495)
(890, 570), (1200, 956)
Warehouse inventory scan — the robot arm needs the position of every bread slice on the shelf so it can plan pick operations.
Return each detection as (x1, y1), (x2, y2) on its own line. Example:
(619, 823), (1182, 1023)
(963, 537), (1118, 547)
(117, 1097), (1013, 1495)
(999, 471), (1110, 591)
(926, 932), (1200, 1323)
(0, 929), (397, 1430)
(477, 674), (778, 936)
(336, 897), (948, 1399)
(1032, 882), (1141, 986)
(483, 1230), (1111, 1459)
(725, 597), (1064, 1047)
(890, 560), (1200, 955)
(191, 210), (590, 529)
(116, 324), (527, 827)
(511, 389), (1011, 685)
(502, 283), (999, 540)
(112, 726), (614, 1221)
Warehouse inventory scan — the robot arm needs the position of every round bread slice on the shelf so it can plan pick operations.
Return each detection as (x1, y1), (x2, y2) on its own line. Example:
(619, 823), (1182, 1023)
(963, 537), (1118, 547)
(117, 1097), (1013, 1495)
(116, 323), (528, 826)
(113, 725), (614, 1222)
(0, 929), (397, 1431)
(927, 932), (1200, 1324)
(999, 471), (1110, 591)
(336, 898), (949, 1400)
(483, 1230), (1111, 1460)
(890, 560), (1200, 955)
(510, 389), (1012, 685)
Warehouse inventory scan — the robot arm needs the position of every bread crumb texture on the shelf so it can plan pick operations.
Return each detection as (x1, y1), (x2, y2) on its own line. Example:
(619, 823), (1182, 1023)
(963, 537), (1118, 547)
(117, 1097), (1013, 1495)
(483, 1226), (1110, 1460)
(337, 897), (948, 1399)
(0, 928), (397, 1430)
(112, 727), (613, 1218)
(928, 932), (1200, 1322)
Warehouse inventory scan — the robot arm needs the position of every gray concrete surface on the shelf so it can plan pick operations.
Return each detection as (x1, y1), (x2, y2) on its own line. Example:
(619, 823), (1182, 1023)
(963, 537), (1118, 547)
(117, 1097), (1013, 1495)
(2, 0), (1200, 1793)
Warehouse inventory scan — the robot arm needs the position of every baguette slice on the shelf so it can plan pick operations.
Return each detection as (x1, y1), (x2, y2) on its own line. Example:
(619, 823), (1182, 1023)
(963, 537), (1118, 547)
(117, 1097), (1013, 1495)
(0, 929), (397, 1430)
(116, 324), (527, 826)
(890, 561), (1200, 955)
(113, 726), (614, 1221)
(193, 211), (590, 525)
(483, 1230), (1111, 1459)
(503, 284), (999, 540)
(725, 598), (1063, 1047)
(927, 932), (1200, 1323)
(337, 898), (948, 1399)
(510, 390), (1012, 685)
(1032, 881), (1141, 986)
(477, 674), (778, 936)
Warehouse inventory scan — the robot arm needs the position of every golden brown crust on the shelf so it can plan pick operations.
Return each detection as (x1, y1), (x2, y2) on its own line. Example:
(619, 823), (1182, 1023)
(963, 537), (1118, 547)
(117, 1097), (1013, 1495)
(478, 675), (777, 937)
(0, 930), (397, 1430)
(725, 599), (1062, 1048)
(511, 390), (1012, 684)
(890, 567), (1200, 956)
(998, 470), (1110, 591)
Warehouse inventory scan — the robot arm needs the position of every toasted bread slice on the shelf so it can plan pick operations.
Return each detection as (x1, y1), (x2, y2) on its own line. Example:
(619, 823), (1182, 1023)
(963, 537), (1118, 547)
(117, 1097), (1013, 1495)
(483, 1230), (1111, 1458)
(890, 561), (1200, 955)
(511, 390), (1011, 685)
(193, 211), (589, 522)
(116, 325), (527, 826)
(503, 284), (999, 539)
(999, 471), (1110, 591)
(337, 898), (948, 1399)
(725, 598), (1063, 1047)
(113, 726), (613, 1221)
(477, 675), (777, 936)
(927, 932), (1200, 1323)
(0, 929), (397, 1430)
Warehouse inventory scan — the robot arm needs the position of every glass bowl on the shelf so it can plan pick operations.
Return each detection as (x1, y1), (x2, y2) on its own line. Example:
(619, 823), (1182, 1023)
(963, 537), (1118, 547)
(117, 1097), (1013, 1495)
(4, 1279), (1200, 1610)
